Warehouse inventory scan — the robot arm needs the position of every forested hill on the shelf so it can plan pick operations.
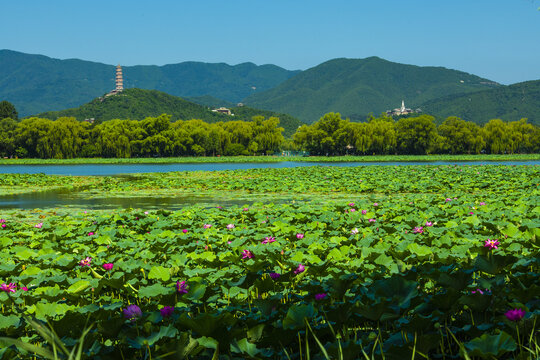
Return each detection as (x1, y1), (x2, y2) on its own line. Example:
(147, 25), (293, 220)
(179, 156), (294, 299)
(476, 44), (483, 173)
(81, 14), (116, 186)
(243, 57), (500, 124)
(420, 80), (540, 125)
(0, 50), (299, 117)
(35, 88), (304, 137)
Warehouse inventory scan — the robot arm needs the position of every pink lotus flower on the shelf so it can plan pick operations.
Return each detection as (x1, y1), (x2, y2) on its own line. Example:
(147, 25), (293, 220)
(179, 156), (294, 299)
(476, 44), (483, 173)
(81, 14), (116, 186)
(361, 210), (367, 215)
(314, 293), (327, 300)
(0, 283), (16, 293)
(505, 308), (525, 322)
(160, 306), (174, 318)
(0, 219), (5, 223)
(425, 221), (433, 227)
(351, 228), (359, 235)
(479, 202), (486, 206)
(413, 226), (424, 234)
(242, 249), (254, 259)
(182, 229), (188, 233)
(269, 272), (281, 280)
(1, 224), (6, 228)
(349, 208), (356, 212)
(261, 236), (275, 244)
(176, 281), (188, 294)
(88, 232), (94, 236)
(373, 203), (379, 207)
(296, 233), (304, 239)
(294, 264), (305, 274)
(102, 263), (114, 271)
(243, 208), (249, 211)
(348, 202), (355, 207)
(79, 257), (92, 267)
(484, 239), (500, 250)
(445, 198), (452, 202)
(123, 304), (142, 321)
(368, 218), (376, 223)
(21, 286), (28, 291)
(34, 223), (43, 229)
(203, 224), (212, 229)
(469, 212), (474, 215)
(227, 224), (235, 230)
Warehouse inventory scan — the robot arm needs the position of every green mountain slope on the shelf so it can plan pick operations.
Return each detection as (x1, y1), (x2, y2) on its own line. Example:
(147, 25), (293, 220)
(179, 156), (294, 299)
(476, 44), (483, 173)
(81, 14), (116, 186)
(420, 80), (540, 125)
(35, 88), (304, 137)
(0, 49), (299, 117)
(243, 57), (499, 124)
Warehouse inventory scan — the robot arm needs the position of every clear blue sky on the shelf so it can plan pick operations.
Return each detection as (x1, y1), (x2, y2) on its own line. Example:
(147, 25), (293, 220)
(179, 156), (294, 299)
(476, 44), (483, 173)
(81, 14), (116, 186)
(2, 0), (539, 85)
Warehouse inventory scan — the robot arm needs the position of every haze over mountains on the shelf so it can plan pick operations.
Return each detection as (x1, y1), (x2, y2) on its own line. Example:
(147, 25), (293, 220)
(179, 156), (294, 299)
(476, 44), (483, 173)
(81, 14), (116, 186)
(1, 49), (539, 126)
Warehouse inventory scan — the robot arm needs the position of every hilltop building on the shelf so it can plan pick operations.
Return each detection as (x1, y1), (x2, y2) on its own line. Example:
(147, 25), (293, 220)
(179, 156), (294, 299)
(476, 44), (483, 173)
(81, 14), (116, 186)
(386, 100), (420, 116)
(105, 65), (124, 97)
(212, 107), (233, 115)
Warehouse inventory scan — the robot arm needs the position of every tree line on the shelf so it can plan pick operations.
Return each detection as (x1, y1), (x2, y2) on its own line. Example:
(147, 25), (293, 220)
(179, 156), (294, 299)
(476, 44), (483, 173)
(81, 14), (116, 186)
(0, 110), (538, 159)
(0, 115), (284, 158)
(294, 113), (539, 155)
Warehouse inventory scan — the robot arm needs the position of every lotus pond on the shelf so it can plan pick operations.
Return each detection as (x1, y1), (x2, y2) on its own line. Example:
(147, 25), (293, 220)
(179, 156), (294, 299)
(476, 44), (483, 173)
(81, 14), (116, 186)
(0, 165), (538, 359)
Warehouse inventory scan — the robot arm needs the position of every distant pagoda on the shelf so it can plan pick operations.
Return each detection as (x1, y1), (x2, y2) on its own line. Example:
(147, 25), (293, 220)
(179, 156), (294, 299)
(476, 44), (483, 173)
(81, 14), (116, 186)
(105, 65), (124, 97)
(115, 65), (124, 92)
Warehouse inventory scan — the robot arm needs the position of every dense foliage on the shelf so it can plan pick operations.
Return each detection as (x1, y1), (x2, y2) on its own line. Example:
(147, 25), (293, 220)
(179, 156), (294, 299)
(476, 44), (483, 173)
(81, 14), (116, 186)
(0, 50), (298, 117)
(0, 165), (538, 359)
(0, 115), (285, 158)
(36, 89), (304, 137)
(293, 113), (540, 155)
(244, 57), (498, 124)
(0, 101), (17, 121)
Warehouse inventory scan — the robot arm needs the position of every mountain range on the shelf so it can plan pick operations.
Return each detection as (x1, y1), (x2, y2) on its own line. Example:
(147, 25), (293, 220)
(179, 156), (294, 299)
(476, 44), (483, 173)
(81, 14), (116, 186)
(1, 49), (539, 126)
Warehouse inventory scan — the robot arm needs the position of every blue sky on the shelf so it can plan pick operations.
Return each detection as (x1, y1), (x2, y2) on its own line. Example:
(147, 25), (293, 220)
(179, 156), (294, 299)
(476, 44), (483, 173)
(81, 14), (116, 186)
(2, 0), (539, 84)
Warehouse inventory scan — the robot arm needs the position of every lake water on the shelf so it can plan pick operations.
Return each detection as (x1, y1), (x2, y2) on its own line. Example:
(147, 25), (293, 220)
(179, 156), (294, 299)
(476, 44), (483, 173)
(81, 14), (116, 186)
(1, 160), (537, 209)
(0, 160), (538, 176)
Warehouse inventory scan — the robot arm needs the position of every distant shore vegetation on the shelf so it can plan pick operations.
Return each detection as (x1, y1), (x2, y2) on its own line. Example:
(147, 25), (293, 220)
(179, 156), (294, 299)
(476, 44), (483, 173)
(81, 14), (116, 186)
(0, 112), (538, 159)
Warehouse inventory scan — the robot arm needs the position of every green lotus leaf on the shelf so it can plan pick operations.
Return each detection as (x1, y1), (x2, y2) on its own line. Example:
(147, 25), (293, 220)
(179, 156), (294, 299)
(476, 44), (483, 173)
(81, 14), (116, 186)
(464, 331), (517, 358)
(66, 279), (91, 293)
(148, 266), (171, 281)
(283, 304), (316, 330)
(138, 283), (170, 298)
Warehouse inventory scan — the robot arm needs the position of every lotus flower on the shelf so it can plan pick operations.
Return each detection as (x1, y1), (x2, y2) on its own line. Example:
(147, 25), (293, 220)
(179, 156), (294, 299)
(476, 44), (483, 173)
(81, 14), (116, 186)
(176, 281), (188, 294)
(361, 210), (367, 215)
(123, 304), (142, 321)
(160, 306), (174, 318)
(269, 272), (281, 280)
(262, 236), (275, 244)
(505, 308), (525, 322)
(315, 293), (327, 300)
(425, 221), (433, 227)
(182, 229), (188, 233)
(479, 202), (486, 206)
(79, 257), (92, 267)
(484, 239), (500, 250)
(35, 223), (43, 229)
(373, 203), (379, 207)
(0, 283), (16, 293)
(227, 224), (235, 230)
(294, 264), (305, 274)
(242, 249), (254, 259)
(351, 228), (359, 235)
(413, 226), (424, 234)
(348, 202), (355, 207)
(368, 218), (376, 223)
(88, 232), (94, 236)
(203, 224), (212, 229)
(296, 233), (304, 239)
(102, 263), (114, 271)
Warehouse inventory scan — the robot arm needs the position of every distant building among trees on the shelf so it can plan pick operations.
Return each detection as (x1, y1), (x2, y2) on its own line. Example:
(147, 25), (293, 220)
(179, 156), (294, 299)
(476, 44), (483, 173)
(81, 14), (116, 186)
(386, 100), (420, 116)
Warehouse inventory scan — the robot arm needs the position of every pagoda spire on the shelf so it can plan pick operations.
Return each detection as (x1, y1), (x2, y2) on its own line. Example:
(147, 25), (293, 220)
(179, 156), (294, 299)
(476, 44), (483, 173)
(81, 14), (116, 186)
(115, 65), (124, 92)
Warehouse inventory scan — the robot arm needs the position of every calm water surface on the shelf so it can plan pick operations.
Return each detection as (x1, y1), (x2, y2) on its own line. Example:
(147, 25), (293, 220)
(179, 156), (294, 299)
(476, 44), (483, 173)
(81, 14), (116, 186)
(0, 160), (538, 176)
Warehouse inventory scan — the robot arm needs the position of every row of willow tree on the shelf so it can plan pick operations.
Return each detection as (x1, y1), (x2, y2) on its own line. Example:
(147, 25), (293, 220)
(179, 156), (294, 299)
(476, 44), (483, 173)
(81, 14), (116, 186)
(0, 113), (538, 158)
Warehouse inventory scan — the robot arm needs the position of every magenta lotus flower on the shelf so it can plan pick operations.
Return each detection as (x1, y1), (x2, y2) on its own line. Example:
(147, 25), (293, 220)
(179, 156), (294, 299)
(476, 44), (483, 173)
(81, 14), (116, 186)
(176, 280), (188, 294)
(484, 239), (500, 250)
(0, 219), (5, 223)
(373, 203), (379, 207)
(413, 226), (424, 234)
(182, 229), (188, 233)
(348, 202), (355, 207)
(294, 264), (305, 274)
(21, 286), (28, 291)
(368, 218), (376, 223)
(242, 249), (254, 259)
(425, 221), (433, 227)
(243, 208), (249, 211)
(349, 208), (356, 212)
(1, 224), (5, 228)
(445, 198), (452, 202)
(79, 257), (92, 267)
(315, 293), (327, 300)
(262, 236), (275, 244)
(88, 232), (94, 236)
(479, 202), (486, 206)
(505, 308), (525, 322)
(0, 283), (16, 293)
(34, 223), (43, 229)
(160, 306), (174, 318)
(203, 224), (212, 229)
(361, 210), (367, 215)
(351, 228), (359, 235)
(296, 233), (304, 239)
(123, 304), (142, 321)
(102, 263), (114, 271)
(227, 224), (235, 230)
(269, 272), (281, 280)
